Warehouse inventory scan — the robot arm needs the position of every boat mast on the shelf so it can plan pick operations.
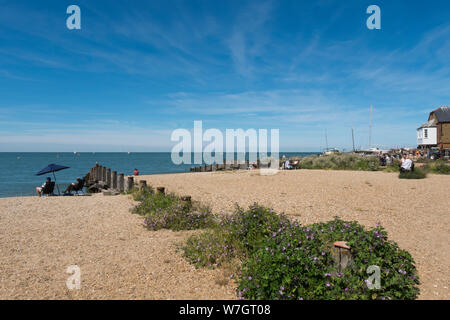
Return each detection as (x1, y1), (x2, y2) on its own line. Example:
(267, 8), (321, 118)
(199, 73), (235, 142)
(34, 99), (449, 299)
(369, 104), (373, 148)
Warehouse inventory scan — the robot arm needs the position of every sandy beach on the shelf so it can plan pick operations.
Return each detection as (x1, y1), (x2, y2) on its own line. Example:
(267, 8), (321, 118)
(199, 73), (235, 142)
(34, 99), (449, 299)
(1, 169), (449, 299)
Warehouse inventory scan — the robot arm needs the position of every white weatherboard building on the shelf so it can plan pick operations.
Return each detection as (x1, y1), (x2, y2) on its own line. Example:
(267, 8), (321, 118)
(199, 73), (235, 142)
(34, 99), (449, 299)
(417, 120), (437, 147)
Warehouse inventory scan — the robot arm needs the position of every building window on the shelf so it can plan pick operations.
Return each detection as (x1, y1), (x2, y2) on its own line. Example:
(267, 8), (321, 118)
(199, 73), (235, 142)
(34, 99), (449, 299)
(424, 129), (428, 138)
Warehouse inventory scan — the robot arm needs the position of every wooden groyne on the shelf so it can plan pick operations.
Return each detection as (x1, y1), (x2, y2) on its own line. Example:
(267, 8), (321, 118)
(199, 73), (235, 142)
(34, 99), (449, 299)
(190, 159), (274, 172)
(84, 164), (170, 196)
(85, 164), (135, 194)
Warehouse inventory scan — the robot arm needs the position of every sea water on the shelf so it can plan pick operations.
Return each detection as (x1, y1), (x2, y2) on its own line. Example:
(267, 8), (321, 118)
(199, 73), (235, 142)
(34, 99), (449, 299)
(0, 152), (318, 198)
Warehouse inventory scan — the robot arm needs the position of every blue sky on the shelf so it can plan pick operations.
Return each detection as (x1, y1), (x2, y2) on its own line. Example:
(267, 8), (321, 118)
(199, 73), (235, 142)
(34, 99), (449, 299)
(0, 0), (449, 152)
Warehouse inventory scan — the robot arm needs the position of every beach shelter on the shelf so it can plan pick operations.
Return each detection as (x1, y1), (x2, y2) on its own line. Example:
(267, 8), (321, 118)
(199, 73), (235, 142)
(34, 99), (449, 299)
(36, 164), (70, 195)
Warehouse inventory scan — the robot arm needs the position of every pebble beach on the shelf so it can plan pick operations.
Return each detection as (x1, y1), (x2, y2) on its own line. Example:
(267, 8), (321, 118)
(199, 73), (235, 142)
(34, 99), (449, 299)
(0, 169), (448, 299)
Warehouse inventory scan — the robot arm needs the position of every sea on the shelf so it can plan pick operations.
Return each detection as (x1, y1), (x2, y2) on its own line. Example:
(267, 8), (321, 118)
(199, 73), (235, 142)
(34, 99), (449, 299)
(0, 152), (318, 198)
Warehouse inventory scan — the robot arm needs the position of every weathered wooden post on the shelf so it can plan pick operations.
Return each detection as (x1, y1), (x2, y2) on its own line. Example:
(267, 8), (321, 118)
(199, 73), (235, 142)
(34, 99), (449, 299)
(181, 196), (192, 208)
(246, 160), (250, 169)
(126, 176), (134, 192)
(106, 168), (111, 187)
(118, 173), (124, 192)
(208, 164), (213, 171)
(139, 180), (147, 191)
(102, 166), (107, 182)
(257, 159), (261, 168)
(89, 167), (94, 183)
(112, 171), (117, 189)
(156, 187), (165, 195)
(95, 165), (100, 181)
(331, 241), (353, 273)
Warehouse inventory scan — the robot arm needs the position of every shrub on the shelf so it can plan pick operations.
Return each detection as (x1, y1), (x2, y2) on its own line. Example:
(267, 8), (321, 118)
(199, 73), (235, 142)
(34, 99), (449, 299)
(182, 229), (242, 269)
(399, 168), (427, 179)
(182, 204), (291, 268)
(424, 160), (450, 174)
(132, 188), (216, 231)
(129, 186), (154, 202)
(383, 158), (401, 172)
(237, 218), (420, 300)
(296, 154), (379, 171)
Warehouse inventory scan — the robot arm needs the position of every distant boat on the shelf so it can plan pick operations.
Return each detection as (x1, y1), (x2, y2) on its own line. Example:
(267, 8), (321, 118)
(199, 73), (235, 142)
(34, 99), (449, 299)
(323, 148), (339, 155)
(355, 147), (390, 155)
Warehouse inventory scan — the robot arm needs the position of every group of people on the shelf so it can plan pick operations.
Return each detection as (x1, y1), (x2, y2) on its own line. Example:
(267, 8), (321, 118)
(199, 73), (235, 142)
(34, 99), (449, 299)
(378, 152), (415, 172)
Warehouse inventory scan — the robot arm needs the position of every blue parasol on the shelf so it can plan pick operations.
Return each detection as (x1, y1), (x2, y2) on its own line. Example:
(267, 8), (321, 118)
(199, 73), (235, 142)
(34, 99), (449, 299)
(36, 164), (70, 195)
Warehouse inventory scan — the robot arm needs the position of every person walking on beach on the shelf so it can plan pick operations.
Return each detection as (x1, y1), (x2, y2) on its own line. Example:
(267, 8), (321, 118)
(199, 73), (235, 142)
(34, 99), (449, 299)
(133, 168), (139, 176)
(35, 177), (51, 197)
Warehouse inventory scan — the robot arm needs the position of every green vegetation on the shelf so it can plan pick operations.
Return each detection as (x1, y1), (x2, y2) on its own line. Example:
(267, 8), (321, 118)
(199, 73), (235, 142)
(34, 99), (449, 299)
(182, 204), (290, 269)
(423, 160), (450, 174)
(182, 204), (420, 300)
(130, 186), (216, 231)
(238, 217), (419, 300)
(399, 168), (427, 179)
(130, 179), (420, 299)
(295, 154), (379, 171)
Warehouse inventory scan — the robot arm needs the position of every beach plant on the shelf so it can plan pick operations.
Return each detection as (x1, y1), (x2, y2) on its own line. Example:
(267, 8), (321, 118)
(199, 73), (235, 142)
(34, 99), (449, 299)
(398, 168), (427, 179)
(296, 154), (379, 171)
(182, 204), (291, 269)
(423, 160), (450, 174)
(237, 217), (420, 300)
(132, 189), (216, 231)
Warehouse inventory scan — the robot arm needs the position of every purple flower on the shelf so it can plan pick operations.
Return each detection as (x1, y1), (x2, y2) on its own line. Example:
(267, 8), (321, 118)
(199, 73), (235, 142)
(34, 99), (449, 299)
(248, 276), (252, 280)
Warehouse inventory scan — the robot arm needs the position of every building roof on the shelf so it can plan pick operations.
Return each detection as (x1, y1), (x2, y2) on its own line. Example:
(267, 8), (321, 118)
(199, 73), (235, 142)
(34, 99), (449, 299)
(418, 119), (437, 129)
(430, 106), (450, 123)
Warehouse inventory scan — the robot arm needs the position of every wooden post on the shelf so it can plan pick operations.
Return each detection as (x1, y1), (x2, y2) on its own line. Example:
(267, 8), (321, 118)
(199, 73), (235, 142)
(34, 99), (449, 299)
(156, 187), (165, 195)
(118, 174), (124, 192)
(181, 196), (192, 208)
(139, 180), (147, 191)
(89, 168), (94, 183)
(102, 166), (107, 182)
(126, 176), (134, 192)
(95, 165), (100, 181)
(112, 171), (117, 189)
(246, 160), (250, 169)
(106, 169), (111, 187)
(331, 241), (353, 273)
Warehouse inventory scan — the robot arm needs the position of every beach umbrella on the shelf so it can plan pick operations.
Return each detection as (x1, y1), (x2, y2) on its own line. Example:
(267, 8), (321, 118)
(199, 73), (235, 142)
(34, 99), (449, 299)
(36, 164), (70, 195)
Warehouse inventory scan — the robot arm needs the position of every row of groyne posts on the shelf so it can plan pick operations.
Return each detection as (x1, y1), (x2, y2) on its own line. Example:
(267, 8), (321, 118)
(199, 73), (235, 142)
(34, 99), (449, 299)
(85, 164), (153, 195)
(190, 159), (273, 172)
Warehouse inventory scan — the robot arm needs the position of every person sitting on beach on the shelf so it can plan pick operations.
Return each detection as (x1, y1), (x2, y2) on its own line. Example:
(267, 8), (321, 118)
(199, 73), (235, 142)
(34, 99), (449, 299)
(63, 178), (82, 194)
(284, 160), (291, 170)
(400, 155), (414, 172)
(36, 177), (51, 197)
(133, 168), (139, 176)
